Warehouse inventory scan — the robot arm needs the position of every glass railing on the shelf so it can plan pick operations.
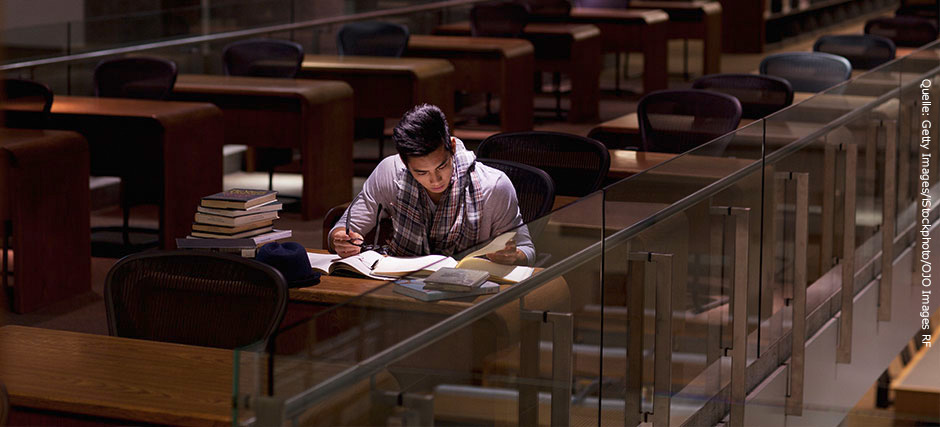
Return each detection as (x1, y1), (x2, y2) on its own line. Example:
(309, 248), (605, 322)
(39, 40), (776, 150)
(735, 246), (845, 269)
(0, 0), (479, 95)
(231, 41), (940, 425)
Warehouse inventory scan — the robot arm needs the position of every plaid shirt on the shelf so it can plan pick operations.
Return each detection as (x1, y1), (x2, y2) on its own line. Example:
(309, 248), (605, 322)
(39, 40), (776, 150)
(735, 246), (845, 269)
(387, 145), (483, 257)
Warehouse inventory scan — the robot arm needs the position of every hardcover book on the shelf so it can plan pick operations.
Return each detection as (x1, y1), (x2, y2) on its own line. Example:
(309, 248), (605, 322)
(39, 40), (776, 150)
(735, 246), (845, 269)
(176, 229), (292, 249)
(196, 201), (283, 217)
(423, 268), (489, 292)
(194, 211), (279, 227)
(392, 279), (500, 302)
(190, 225), (273, 239)
(192, 220), (274, 235)
(201, 189), (277, 210)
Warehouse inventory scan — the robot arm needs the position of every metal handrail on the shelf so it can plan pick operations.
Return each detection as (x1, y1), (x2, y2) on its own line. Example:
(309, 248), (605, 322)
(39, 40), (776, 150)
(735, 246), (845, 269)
(0, 0), (483, 72)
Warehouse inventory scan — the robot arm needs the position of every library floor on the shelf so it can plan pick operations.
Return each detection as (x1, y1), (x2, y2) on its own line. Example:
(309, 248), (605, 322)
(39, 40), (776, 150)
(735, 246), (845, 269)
(1, 10), (914, 426)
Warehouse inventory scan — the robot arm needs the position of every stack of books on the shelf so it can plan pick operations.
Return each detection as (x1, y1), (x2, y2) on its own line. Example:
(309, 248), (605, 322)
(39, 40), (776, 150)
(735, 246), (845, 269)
(176, 188), (292, 257)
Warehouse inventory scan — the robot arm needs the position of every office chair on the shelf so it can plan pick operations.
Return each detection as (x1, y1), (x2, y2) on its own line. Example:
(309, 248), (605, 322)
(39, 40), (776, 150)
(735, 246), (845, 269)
(321, 202), (394, 253)
(470, 1), (568, 120)
(691, 73), (793, 119)
(223, 38), (304, 78)
(336, 21), (410, 159)
(478, 158), (556, 223)
(337, 21), (410, 57)
(759, 52), (852, 93)
(94, 56), (178, 100)
(105, 250), (288, 350)
(222, 38), (305, 191)
(813, 34), (896, 70)
(478, 131), (610, 197)
(0, 78), (53, 129)
(92, 56), (179, 257)
(637, 89), (742, 154)
(865, 15), (940, 47)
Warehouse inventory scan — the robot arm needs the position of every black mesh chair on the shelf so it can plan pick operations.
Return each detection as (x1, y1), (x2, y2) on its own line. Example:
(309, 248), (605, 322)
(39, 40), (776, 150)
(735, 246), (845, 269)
(105, 251), (288, 350)
(92, 57), (179, 257)
(759, 52), (852, 93)
(691, 73), (793, 119)
(478, 131), (610, 197)
(0, 78), (53, 129)
(335, 21), (410, 159)
(93, 56), (178, 100)
(471, 1), (530, 37)
(637, 89), (742, 154)
(865, 15), (939, 47)
(223, 38), (304, 78)
(813, 34), (896, 70)
(222, 38), (305, 191)
(337, 21), (410, 57)
(478, 158), (555, 222)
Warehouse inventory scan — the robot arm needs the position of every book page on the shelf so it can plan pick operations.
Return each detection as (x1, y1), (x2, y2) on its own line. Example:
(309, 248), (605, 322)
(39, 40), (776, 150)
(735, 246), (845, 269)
(461, 232), (517, 260)
(455, 257), (534, 284)
(332, 250), (388, 279)
(307, 252), (341, 275)
(373, 254), (458, 277)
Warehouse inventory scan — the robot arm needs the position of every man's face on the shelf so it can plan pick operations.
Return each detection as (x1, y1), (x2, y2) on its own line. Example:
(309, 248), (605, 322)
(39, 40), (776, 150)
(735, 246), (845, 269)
(406, 143), (454, 199)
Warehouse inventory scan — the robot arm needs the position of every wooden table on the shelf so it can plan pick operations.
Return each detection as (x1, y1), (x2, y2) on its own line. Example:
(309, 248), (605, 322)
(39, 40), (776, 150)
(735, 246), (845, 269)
(0, 129), (90, 313)
(298, 55), (455, 124)
(288, 251), (571, 373)
(534, 7), (670, 93)
(434, 21), (602, 122)
(0, 325), (235, 426)
(628, 1), (722, 75)
(171, 75), (354, 219)
(405, 35), (535, 133)
(2, 96), (224, 249)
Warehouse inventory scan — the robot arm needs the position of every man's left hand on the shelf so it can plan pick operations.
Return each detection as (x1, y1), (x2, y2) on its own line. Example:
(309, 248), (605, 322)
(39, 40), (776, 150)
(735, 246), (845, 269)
(485, 239), (527, 265)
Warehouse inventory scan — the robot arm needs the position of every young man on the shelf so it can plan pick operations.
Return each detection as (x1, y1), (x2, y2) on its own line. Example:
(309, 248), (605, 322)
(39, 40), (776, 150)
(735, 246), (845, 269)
(330, 104), (534, 265)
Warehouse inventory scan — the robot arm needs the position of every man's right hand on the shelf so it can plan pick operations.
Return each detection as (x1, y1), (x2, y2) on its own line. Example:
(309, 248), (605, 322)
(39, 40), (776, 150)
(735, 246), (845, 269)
(330, 228), (364, 258)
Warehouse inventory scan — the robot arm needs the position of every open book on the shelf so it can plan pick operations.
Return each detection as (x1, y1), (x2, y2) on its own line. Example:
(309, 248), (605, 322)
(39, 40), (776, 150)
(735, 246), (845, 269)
(307, 232), (535, 284)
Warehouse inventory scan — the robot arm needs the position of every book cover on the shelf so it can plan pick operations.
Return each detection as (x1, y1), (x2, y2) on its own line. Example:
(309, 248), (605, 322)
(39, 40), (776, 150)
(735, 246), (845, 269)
(176, 229), (292, 249)
(423, 268), (489, 292)
(190, 225), (273, 239)
(192, 220), (274, 234)
(392, 279), (499, 302)
(201, 189), (277, 210)
(196, 201), (283, 217)
(194, 211), (279, 227)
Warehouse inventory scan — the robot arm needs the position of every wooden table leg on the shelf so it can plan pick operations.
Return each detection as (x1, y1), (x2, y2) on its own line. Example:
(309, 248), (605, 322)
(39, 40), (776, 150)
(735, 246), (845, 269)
(567, 34), (601, 122)
(643, 21), (669, 93)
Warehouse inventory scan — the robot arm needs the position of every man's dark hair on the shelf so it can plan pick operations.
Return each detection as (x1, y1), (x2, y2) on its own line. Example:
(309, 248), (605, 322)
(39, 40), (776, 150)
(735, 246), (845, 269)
(393, 104), (452, 163)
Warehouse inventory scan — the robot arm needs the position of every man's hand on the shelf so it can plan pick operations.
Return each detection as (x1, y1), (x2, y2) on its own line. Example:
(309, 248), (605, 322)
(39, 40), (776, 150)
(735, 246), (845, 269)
(485, 239), (527, 265)
(330, 228), (364, 258)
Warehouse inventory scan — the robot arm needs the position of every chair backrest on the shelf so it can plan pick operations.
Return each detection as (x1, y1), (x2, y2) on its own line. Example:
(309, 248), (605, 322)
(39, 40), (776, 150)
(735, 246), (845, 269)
(322, 202), (395, 252)
(691, 73), (793, 119)
(813, 34), (896, 70)
(0, 78), (53, 128)
(865, 15), (939, 47)
(93, 56), (178, 100)
(337, 21), (410, 57)
(637, 89), (742, 154)
(759, 52), (852, 93)
(105, 250), (288, 350)
(223, 38), (305, 77)
(478, 158), (555, 222)
(477, 131), (610, 197)
(470, 1), (530, 38)
(518, 0), (572, 17)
